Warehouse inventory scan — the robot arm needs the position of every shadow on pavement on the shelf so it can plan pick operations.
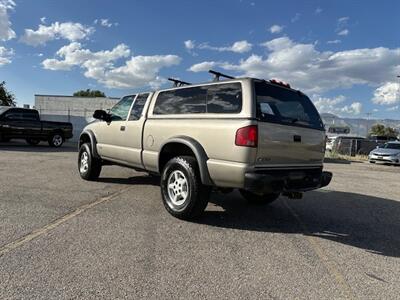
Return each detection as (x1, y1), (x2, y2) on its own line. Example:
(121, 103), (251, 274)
(0, 141), (77, 153)
(96, 175), (160, 186)
(199, 190), (400, 258)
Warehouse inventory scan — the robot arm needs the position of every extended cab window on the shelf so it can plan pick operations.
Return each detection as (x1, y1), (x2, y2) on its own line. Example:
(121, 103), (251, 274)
(22, 110), (40, 121)
(109, 95), (135, 121)
(129, 93), (149, 121)
(153, 83), (242, 115)
(255, 82), (324, 130)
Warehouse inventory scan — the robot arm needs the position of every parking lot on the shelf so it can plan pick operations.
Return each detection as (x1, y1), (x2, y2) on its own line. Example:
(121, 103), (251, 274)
(0, 142), (399, 299)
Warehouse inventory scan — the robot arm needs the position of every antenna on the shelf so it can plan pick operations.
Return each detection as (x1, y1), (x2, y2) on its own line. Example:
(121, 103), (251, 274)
(168, 78), (191, 87)
(208, 70), (235, 81)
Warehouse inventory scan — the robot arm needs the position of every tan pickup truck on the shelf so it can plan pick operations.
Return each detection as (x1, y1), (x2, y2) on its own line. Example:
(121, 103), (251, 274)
(78, 72), (332, 220)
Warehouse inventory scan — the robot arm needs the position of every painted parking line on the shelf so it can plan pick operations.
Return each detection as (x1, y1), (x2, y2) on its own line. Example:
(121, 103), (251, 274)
(0, 187), (131, 257)
(283, 198), (357, 300)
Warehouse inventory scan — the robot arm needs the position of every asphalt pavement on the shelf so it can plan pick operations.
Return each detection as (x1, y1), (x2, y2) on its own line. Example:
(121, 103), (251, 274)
(0, 141), (399, 299)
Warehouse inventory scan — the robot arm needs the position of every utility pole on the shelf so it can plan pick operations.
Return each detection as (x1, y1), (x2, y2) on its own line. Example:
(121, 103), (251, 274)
(365, 112), (372, 137)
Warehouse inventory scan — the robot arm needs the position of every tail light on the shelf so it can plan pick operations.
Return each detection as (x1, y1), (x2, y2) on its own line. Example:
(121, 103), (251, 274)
(235, 125), (258, 147)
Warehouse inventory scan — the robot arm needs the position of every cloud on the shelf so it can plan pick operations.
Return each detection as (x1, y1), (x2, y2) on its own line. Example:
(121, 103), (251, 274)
(340, 102), (362, 115)
(42, 42), (181, 89)
(193, 36), (400, 94)
(94, 18), (117, 28)
(315, 7), (323, 14)
(372, 82), (400, 105)
(188, 61), (218, 72)
(313, 95), (362, 115)
(197, 40), (252, 53)
(20, 22), (95, 46)
(0, 0), (16, 41)
(184, 39), (195, 50)
(269, 25), (284, 34)
(337, 29), (349, 36)
(327, 39), (341, 44)
(40, 16), (46, 24)
(0, 46), (13, 65)
(386, 105), (399, 111)
(291, 13), (301, 23)
(338, 17), (349, 24)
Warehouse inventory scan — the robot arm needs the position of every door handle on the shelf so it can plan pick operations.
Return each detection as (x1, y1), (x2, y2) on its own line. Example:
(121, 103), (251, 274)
(120, 125), (126, 131)
(3, 125), (10, 128)
(293, 135), (301, 142)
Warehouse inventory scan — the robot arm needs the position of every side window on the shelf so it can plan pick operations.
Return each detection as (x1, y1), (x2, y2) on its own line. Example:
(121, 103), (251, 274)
(109, 95), (135, 121)
(4, 110), (23, 120)
(206, 83), (242, 113)
(129, 93), (149, 121)
(22, 111), (39, 121)
(153, 87), (207, 115)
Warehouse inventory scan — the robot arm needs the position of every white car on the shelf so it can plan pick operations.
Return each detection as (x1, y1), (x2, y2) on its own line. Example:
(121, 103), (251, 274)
(369, 141), (400, 165)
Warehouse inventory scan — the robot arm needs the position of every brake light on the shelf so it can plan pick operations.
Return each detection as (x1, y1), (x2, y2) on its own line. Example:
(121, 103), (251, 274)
(270, 79), (291, 88)
(235, 125), (258, 147)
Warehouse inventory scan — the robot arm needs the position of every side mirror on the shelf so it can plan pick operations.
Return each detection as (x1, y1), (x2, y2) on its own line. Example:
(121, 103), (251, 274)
(93, 110), (111, 122)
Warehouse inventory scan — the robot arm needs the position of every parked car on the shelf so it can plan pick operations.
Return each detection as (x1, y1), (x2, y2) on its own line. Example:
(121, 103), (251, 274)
(78, 73), (332, 219)
(368, 141), (400, 165)
(0, 107), (73, 147)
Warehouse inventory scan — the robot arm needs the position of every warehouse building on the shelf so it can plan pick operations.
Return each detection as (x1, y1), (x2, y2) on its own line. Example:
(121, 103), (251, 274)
(35, 95), (120, 142)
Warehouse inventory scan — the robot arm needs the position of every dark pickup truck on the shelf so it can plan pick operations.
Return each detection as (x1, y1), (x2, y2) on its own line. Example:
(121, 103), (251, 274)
(0, 107), (73, 147)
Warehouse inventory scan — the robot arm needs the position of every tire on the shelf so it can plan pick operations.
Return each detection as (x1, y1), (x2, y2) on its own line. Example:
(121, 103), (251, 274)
(78, 143), (102, 180)
(161, 156), (211, 220)
(26, 138), (40, 146)
(48, 133), (64, 147)
(239, 189), (280, 205)
(369, 160), (376, 164)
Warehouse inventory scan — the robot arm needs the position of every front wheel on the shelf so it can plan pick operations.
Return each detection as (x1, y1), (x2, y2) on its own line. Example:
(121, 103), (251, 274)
(48, 133), (64, 147)
(78, 143), (102, 180)
(161, 156), (210, 220)
(26, 138), (40, 146)
(239, 189), (280, 205)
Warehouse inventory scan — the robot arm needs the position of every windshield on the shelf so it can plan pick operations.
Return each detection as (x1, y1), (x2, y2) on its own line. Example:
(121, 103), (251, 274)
(382, 143), (400, 150)
(255, 82), (324, 130)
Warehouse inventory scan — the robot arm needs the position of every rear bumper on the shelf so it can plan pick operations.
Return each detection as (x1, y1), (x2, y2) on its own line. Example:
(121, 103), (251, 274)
(243, 168), (332, 194)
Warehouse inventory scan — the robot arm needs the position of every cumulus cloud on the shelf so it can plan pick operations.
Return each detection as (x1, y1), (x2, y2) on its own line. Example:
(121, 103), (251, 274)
(185, 40), (252, 53)
(190, 37), (400, 95)
(0, 0), (16, 41)
(0, 46), (13, 65)
(269, 25), (284, 34)
(184, 40), (195, 50)
(313, 95), (362, 115)
(199, 40), (252, 53)
(372, 82), (400, 105)
(42, 42), (181, 89)
(315, 7), (323, 14)
(338, 17), (349, 24)
(20, 22), (95, 46)
(188, 61), (218, 72)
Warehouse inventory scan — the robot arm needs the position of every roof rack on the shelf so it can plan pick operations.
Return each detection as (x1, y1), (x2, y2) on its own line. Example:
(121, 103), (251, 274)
(168, 78), (191, 87)
(209, 70), (235, 81)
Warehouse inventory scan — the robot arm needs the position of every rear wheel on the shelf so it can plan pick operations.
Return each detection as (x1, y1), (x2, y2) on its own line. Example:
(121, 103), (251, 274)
(239, 189), (280, 205)
(161, 156), (210, 220)
(78, 143), (102, 180)
(26, 138), (40, 146)
(48, 133), (64, 147)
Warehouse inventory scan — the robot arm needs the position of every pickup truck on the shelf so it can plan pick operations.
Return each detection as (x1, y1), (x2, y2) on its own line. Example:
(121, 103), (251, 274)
(78, 72), (332, 220)
(0, 107), (73, 147)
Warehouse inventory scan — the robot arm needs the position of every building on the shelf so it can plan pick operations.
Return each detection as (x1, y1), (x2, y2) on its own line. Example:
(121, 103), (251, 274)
(35, 95), (120, 142)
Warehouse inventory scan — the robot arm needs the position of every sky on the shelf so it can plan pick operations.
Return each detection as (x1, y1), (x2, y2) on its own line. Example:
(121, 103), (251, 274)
(0, 0), (400, 119)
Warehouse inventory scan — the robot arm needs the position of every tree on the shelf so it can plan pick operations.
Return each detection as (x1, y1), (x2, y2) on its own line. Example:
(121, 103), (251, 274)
(0, 81), (16, 106)
(369, 124), (385, 136)
(369, 123), (398, 138)
(73, 89), (106, 97)
(384, 126), (399, 138)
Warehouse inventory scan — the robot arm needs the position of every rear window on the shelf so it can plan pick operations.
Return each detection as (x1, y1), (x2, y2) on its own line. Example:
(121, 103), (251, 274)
(153, 83), (242, 115)
(255, 82), (324, 130)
